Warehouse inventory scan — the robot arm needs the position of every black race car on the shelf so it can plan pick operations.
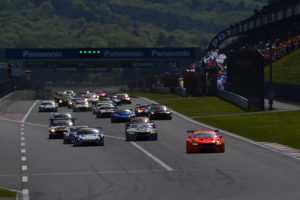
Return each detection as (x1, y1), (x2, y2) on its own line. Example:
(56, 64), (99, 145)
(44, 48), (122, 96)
(148, 104), (172, 120)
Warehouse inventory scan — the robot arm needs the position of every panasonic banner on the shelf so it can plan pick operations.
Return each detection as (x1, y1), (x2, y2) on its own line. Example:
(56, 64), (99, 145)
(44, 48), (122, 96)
(5, 48), (196, 60)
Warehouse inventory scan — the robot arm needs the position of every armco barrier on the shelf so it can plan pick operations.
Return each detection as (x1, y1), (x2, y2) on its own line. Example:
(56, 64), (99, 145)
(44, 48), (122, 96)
(216, 89), (250, 111)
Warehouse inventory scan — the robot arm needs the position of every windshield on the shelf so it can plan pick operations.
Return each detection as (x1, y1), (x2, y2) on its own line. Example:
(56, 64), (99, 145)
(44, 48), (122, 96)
(70, 127), (86, 132)
(53, 114), (70, 119)
(131, 119), (149, 123)
(152, 106), (167, 111)
(41, 103), (53, 106)
(100, 107), (114, 110)
(52, 122), (72, 126)
(131, 124), (152, 128)
(115, 110), (131, 114)
(194, 133), (217, 138)
(77, 131), (98, 135)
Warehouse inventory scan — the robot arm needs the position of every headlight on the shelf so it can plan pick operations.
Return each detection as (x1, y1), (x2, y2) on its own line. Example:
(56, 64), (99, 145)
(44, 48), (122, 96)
(59, 100), (63, 103)
(129, 131), (135, 135)
(216, 141), (222, 145)
(150, 130), (156, 134)
(96, 136), (101, 140)
(50, 129), (55, 132)
(192, 141), (198, 146)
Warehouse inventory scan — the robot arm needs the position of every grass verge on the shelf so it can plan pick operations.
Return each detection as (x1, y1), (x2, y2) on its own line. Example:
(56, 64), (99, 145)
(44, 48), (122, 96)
(196, 111), (300, 150)
(130, 92), (245, 116)
(0, 188), (16, 198)
(265, 48), (300, 84)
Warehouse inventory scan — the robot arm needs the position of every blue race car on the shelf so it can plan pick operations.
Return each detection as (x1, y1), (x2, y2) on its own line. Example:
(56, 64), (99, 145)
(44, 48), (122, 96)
(73, 128), (104, 146)
(63, 125), (88, 144)
(111, 109), (135, 123)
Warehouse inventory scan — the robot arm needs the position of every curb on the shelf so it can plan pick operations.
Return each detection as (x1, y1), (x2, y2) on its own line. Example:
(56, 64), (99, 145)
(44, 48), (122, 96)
(140, 97), (300, 162)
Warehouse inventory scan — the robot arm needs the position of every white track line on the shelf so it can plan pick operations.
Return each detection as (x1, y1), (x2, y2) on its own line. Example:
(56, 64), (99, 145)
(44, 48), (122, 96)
(141, 97), (300, 162)
(22, 176), (28, 182)
(22, 165), (28, 171)
(21, 156), (27, 161)
(20, 137), (25, 141)
(130, 142), (174, 171)
(21, 142), (26, 147)
(22, 189), (30, 200)
(22, 100), (38, 123)
(20, 132), (24, 135)
(21, 149), (26, 153)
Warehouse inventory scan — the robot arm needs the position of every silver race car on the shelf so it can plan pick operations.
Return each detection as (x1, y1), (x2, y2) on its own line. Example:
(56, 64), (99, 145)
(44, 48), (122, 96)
(125, 122), (158, 141)
(73, 128), (104, 146)
(39, 101), (57, 112)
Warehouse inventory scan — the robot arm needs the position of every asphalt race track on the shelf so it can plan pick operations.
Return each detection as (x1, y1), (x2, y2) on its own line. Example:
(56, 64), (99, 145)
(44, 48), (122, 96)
(0, 97), (300, 200)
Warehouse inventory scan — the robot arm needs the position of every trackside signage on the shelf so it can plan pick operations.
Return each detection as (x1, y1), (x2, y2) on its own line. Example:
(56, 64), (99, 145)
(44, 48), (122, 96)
(5, 48), (196, 60)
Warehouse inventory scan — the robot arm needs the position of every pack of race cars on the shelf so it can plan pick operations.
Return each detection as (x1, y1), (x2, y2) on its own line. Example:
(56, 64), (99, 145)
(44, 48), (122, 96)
(41, 90), (225, 153)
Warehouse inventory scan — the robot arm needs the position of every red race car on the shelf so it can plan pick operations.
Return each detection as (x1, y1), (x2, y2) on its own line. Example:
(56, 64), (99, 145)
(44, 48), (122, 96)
(186, 130), (225, 153)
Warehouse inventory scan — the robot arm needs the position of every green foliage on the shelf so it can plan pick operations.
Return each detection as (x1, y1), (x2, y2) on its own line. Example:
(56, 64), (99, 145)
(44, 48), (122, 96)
(0, 0), (266, 48)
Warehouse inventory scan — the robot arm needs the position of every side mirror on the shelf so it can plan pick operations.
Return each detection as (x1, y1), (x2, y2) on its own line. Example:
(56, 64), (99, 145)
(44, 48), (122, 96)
(219, 135), (223, 138)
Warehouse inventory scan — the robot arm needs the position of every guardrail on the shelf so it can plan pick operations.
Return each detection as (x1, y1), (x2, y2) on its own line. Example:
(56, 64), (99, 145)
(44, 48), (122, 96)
(216, 89), (250, 111)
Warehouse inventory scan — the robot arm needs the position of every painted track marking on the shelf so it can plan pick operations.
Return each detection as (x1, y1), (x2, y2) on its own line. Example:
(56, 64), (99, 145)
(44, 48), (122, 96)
(22, 100), (38, 123)
(22, 165), (28, 171)
(130, 142), (174, 171)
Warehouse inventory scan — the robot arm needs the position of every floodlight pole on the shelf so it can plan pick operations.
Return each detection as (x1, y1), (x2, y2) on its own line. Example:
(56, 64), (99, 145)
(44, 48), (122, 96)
(268, 44), (273, 110)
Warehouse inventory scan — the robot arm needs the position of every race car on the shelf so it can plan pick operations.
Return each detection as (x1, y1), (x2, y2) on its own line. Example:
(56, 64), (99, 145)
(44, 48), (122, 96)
(186, 130), (225, 153)
(63, 125), (88, 144)
(92, 102), (116, 114)
(73, 128), (104, 146)
(57, 95), (71, 107)
(49, 113), (74, 124)
(110, 96), (121, 105)
(135, 104), (152, 117)
(85, 93), (99, 105)
(125, 117), (155, 128)
(64, 90), (75, 96)
(49, 119), (73, 139)
(116, 93), (132, 104)
(96, 105), (116, 118)
(39, 101), (57, 112)
(72, 101), (92, 112)
(67, 97), (83, 108)
(148, 104), (172, 120)
(111, 109), (135, 123)
(125, 122), (158, 141)
(96, 91), (107, 98)
(54, 92), (65, 103)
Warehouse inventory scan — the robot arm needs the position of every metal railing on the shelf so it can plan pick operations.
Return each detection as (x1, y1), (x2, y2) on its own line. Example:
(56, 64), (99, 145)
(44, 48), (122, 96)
(216, 89), (250, 111)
